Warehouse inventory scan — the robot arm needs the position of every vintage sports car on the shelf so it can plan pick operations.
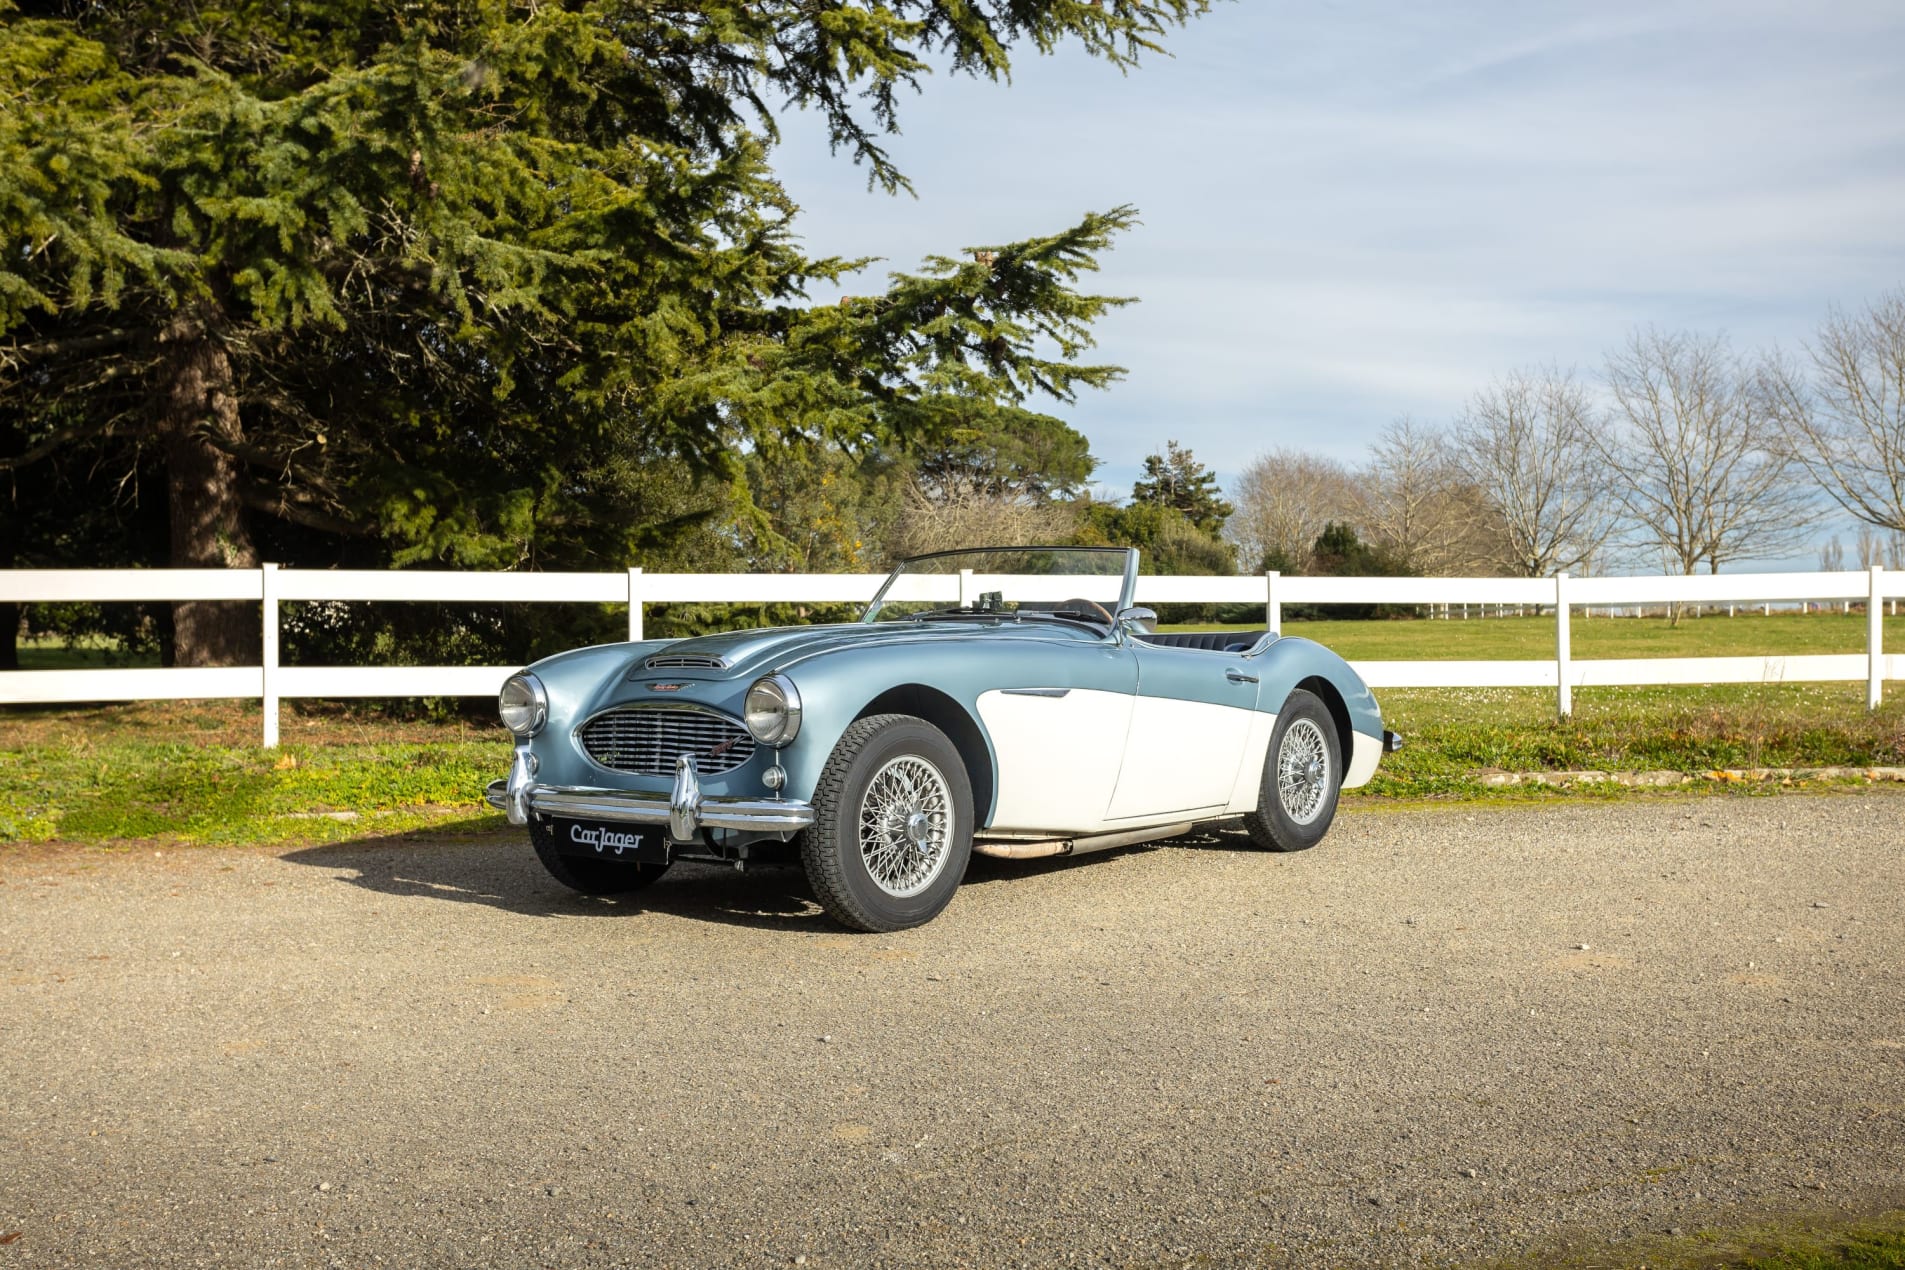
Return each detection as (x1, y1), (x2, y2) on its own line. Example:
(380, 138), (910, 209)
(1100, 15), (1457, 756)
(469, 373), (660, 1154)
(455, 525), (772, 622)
(486, 546), (1400, 931)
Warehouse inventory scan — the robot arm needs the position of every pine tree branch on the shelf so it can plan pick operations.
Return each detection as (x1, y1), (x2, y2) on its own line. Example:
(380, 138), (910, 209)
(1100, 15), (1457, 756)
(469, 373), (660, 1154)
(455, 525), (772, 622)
(0, 417), (120, 472)
(1, 326), (150, 365)
(238, 484), (371, 537)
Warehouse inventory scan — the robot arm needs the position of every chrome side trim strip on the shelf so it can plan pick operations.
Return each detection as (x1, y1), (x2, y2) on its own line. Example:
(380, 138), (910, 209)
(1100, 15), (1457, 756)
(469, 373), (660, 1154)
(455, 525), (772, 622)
(1000, 687), (1071, 698)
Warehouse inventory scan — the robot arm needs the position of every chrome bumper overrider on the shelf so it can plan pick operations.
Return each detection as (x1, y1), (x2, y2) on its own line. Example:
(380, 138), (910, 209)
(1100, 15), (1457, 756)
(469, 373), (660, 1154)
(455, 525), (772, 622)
(485, 749), (813, 839)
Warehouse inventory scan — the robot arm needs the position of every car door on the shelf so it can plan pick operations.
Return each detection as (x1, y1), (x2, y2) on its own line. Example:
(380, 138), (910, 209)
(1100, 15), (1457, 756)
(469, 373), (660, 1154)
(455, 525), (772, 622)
(974, 639), (1139, 834)
(1105, 642), (1261, 820)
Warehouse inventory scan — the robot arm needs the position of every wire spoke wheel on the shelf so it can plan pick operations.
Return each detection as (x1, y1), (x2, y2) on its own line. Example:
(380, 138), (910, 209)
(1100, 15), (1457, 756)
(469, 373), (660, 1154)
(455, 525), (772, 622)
(857, 754), (954, 898)
(802, 714), (974, 932)
(1275, 717), (1331, 827)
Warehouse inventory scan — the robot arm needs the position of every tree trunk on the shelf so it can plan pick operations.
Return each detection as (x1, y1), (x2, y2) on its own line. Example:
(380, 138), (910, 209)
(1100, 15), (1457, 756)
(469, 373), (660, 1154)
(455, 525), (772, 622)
(159, 312), (260, 667)
(0, 493), (16, 669)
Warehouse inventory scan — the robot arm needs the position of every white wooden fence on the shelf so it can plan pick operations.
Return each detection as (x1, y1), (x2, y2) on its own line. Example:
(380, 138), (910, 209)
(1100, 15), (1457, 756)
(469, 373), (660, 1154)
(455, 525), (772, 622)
(0, 565), (1898, 746)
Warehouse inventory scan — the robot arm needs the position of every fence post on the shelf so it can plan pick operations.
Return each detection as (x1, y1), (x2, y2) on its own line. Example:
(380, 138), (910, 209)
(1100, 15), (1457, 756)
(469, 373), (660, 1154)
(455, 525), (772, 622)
(1555, 572), (1572, 720)
(1870, 565), (1885, 710)
(261, 563), (280, 748)
(627, 567), (643, 642)
(1265, 570), (1281, 637)
(958, 568), (973, 608)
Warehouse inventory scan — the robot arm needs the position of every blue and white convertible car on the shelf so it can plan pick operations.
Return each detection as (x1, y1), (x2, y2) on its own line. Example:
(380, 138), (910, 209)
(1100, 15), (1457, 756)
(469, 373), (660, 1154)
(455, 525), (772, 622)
(487, 547), (1400, 931)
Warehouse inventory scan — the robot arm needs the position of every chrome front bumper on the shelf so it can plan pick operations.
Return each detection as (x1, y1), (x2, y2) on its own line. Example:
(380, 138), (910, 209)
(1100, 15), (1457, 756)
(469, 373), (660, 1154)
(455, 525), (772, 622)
(485, 748), (813, 840)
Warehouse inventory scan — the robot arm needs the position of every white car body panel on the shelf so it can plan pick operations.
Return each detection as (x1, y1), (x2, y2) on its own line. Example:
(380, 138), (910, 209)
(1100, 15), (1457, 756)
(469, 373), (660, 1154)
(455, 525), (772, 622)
(1344, 729), (1382, 789)
(1221, 710), (1280, 813)
(976, 688), (1134, 833)
(1106, 695), (1256, 821)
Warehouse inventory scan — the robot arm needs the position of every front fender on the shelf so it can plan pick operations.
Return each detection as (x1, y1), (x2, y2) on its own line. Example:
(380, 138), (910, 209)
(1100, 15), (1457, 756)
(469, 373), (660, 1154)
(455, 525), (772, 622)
(1252, 638), (1382, 733)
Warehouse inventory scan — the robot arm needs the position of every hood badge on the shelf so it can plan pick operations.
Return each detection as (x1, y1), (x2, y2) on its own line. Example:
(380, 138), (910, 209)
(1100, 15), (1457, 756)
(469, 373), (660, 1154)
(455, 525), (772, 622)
(648, 682), (688, 692)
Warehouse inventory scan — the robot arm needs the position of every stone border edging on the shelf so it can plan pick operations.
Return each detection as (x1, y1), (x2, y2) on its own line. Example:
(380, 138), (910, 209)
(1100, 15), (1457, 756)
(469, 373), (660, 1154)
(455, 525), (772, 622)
(1476, 766), (1905, 788)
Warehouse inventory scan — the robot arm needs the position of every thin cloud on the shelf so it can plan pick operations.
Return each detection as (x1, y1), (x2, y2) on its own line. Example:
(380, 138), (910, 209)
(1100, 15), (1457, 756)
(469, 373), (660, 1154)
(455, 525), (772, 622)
(768, 0), (1905, 537)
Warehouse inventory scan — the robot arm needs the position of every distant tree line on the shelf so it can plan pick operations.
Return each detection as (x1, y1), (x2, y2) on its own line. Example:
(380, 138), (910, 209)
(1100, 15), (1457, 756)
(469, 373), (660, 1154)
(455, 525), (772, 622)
(1227, 291), (1905, 589)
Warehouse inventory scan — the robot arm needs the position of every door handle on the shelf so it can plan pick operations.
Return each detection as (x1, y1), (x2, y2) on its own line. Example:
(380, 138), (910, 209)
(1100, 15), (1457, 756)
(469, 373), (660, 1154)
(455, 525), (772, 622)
(1225, 668), (1258, 684)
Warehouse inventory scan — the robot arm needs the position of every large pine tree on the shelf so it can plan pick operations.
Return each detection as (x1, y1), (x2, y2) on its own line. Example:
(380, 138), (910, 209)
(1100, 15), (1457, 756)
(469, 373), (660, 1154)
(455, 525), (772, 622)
(0, 1), (1206, 664)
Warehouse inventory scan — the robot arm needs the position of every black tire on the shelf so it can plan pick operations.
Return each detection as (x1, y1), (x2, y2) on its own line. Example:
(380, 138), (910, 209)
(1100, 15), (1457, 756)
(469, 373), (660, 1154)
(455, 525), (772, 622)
(800, 713), (974, 932)
(1242, 689), (1342, 852)
(530, 819), (670, 895)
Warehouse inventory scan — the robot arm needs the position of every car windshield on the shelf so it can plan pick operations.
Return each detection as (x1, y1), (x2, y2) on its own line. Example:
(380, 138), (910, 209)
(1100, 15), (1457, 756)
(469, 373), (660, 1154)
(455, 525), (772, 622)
(862, 547), (1136, 625)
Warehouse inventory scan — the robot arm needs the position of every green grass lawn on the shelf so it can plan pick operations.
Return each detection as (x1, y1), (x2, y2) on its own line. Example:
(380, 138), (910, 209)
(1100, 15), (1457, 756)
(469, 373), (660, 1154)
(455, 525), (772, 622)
(3, 675), (1902, 846)
(1165, 611), (1903, 660)
(1364, 682), (1905, 800)
(1524, 1217), (1905, 1270)
(12, 610), (1897, 669)
(2, 610), (1901, 845)
(0, 700), (508, 845)
(0, 730), (498, 845)
(14, 635), (161, 670)
(1737, 1231), (1905, 1270)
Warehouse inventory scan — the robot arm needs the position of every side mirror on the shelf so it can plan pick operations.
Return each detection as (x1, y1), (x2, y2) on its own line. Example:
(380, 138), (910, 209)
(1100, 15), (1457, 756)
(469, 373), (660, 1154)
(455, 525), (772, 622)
(1115, 606), (1158, 636)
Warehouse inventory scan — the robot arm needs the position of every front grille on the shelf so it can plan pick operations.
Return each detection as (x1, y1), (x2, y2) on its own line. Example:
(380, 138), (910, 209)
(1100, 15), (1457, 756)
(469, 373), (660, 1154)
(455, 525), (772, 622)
(645, 653), (727, 670)
(577, 708), (756, 776)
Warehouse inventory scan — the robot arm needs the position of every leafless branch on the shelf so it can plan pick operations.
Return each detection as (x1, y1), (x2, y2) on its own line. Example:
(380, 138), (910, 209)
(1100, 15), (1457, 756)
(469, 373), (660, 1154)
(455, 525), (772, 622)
(1761, 289), (1905, 533)
(1601, 328), (1818, 575)
(1358, 417), (1505, 575)
(1227, 448), (1361, 573)
(1447, 366), (1615, 576)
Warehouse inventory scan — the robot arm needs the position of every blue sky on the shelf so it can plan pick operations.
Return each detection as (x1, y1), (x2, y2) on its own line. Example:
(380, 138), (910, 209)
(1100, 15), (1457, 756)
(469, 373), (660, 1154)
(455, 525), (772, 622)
(768, 0), (1905, 561)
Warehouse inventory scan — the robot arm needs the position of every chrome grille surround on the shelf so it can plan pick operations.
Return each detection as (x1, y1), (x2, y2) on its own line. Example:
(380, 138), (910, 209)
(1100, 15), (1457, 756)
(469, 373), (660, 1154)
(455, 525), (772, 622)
(575, 704), (756, 777)
(644, 653), (728, 670)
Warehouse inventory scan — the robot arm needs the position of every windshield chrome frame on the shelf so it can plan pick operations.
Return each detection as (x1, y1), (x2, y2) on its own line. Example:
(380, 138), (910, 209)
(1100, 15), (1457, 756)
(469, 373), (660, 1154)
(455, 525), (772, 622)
(860, 546), (1139, 623)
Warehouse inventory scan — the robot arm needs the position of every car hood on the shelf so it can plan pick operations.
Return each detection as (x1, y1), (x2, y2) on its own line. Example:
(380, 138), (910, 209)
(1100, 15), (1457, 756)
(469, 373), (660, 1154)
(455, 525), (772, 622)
(640, 619), (1067, 679)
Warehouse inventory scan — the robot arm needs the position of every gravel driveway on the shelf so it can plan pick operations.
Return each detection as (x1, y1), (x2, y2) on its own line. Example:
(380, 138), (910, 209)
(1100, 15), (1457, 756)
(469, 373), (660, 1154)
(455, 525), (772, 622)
(3, 792), (1903, 1268)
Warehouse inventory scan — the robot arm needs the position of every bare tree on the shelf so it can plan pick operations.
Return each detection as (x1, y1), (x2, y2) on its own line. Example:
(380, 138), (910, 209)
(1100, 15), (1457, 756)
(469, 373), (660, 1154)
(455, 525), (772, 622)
(1600, 329), (1817, 575)
(1358, 417), (1503, 574)
(1227, 447), (1361, 573)
(1447, 367), (1615, 576)
(1761, 289), (1905, 532)
(1854, 524), (1884, 571)
(883, 486), (1078, 559)
(1820, 535), (1846, 571)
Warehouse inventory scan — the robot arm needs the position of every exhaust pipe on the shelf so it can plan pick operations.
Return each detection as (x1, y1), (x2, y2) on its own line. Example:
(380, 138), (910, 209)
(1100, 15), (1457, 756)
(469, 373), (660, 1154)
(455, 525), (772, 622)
(974, 822), (1194, 861)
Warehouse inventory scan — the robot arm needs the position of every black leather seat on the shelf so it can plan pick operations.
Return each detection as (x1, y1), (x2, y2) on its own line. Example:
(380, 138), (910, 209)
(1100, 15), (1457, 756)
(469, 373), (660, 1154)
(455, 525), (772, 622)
(1134, 630), (1269, 653)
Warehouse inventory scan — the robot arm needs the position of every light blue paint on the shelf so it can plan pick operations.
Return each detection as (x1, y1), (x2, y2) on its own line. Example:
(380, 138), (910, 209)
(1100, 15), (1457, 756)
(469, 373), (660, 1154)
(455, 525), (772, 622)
(515, 576), (1383, 834)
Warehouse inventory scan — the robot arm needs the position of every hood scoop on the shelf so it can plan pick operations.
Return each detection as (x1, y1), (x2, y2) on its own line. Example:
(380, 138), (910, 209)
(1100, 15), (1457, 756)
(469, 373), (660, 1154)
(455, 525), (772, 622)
(643, 652), (728, 671)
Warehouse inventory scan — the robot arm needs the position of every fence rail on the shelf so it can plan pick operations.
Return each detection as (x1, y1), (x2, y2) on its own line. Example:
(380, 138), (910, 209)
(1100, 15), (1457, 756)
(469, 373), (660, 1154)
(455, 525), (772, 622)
(2, 565), (1898, 746)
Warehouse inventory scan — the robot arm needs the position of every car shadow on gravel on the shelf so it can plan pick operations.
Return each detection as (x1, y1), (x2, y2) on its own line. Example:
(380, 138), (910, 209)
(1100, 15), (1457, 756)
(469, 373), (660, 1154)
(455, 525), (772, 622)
(279, 832), (837, 931)
(281, 818), (1261, 930)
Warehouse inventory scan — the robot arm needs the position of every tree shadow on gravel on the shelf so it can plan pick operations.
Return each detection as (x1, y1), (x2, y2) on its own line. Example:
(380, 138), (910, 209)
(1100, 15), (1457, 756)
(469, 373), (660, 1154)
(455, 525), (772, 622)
(280, 817), (1259, 931)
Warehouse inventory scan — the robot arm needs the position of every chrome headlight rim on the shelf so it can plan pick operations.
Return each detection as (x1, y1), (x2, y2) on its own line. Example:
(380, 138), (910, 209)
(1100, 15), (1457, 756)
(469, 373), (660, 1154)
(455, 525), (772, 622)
(743, 673), (802, 748)
(499, 671), (548, 738)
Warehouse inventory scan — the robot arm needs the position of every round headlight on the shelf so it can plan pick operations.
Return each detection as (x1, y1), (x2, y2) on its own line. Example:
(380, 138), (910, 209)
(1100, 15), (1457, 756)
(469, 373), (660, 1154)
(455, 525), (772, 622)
(499, 672), (547, 737)
(744, 674), (802, 748)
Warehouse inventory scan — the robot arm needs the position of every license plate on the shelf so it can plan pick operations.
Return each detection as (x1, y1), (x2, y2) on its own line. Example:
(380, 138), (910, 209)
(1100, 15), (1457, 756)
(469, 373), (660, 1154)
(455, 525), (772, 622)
(553, 820), (669, 864)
